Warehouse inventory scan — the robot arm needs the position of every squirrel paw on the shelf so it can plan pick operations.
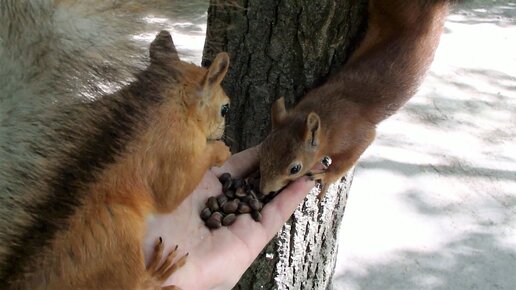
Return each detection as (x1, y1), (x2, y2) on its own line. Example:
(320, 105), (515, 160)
(317, 173), (339, 200)
(145, 237), (188, 290)
(211, 141), (231, 167)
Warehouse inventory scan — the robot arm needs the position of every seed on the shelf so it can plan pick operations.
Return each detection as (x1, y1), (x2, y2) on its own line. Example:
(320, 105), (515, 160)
(235, 187), (247, 198)
(222, 214), (237, 226)
(217, 195), (228, 207)
(211, 211), (223, 222)
(206, 212), (223, 229)
(224, 189), (235, 199)
(222, 200), (239, 214)
(206, 217), (222, 229)
(206, 196), (219, 211)
(249, 199), (263, 211)
(233, 178), (244, 189)
(240, 195), (251, 203)
(251, 211), (262, 222)
(238, 202), (252, 214)
(219, 173), (232, 184)
(222, 179), (233, 193)
(247, 189), (257, 199)
(200, 208), (212, 220)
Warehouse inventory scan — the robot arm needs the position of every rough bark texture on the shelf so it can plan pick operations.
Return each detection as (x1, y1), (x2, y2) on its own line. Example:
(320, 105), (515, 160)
(203, 0), (367, 289)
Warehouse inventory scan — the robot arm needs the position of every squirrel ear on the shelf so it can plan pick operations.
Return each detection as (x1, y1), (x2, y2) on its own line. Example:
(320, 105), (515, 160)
(271, 97), (287, 129)
(150, 30), (180, 64)
(304, 112), (321, 150)
(202, 52), (230, 92)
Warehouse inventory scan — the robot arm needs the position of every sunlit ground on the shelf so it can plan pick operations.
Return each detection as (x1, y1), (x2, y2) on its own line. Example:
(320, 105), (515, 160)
(332, 1), (516, 289)
(135, 3), (208, 65)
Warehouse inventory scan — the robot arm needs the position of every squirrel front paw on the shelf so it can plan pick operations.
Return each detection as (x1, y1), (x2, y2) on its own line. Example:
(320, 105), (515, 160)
(211, 141), (231, 167)
(317, 173), (340, 200)
(144, 237), (187, 290)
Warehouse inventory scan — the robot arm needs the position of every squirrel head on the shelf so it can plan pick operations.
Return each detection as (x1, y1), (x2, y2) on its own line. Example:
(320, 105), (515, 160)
(259, 97), (322, 195)
(148, 30), (230, 141)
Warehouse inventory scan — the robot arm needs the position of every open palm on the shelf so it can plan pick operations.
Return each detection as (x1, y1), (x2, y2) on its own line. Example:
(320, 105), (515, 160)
(142, 146), (316, 290)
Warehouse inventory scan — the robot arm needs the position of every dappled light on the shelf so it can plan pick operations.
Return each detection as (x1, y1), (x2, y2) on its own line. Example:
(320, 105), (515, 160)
(131, 3), (209, 65)
(332, 1), (516, 289)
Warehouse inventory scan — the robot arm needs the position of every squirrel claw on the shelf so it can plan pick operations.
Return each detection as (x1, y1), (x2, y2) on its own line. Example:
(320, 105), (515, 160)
(321, 155), (332, 169)
(145, 239), (188, 287)
(306, 170), (326, 181)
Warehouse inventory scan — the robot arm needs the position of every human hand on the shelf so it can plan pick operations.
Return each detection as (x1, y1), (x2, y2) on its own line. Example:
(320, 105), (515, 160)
(142, 145), (316, 290)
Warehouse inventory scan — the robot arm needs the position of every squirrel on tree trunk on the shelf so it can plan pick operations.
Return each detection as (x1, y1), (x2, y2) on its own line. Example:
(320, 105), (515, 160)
(258, 0), (457, 197)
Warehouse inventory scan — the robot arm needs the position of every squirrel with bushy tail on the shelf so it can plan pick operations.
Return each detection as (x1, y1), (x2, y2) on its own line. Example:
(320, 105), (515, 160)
(1, 1), (232, 289)
(259, 0), (458, 197)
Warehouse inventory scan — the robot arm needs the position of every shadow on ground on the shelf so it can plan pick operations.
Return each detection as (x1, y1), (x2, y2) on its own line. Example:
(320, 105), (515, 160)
(446, 0), (515, 27)
(333, 231), (516, 290)
(332, 1), (516, 289)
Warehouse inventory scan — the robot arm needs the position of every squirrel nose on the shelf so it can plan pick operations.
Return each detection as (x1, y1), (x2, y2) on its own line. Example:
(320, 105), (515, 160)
(260, 181), (272, 196)
(260, 181), (279, 196)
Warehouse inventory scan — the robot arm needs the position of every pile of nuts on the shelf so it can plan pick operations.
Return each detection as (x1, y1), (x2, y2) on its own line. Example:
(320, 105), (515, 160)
(200, 156), (332, 230)
(200, 171), (273, 229)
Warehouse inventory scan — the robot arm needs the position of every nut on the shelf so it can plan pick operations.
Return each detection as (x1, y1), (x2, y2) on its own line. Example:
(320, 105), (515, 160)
(224, 189), (235, 199)
(203, 170), (270, 229)
(222, 214), (237, 226)
(219, 173), (232, 184)
(247, 189), (258, 199)
(206, 196), (219, 212)
(222, 200), (239, 214)
(248, 199), (263, 211)
(217, 195), (228, 207)
(222, 179), (233, 193)
(251, 211), (262, 222)
(240, 195), (251, 203)
(200, 207), (212, 220)
(233, 178), (244, 189)
(238, 202), (252, 214)
(206, 212), (223, 229)
(235, 187), (247, 198)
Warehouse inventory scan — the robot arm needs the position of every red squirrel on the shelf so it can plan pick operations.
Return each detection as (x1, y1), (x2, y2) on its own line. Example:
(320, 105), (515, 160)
(259, 0), (454, 196)
(0, 31), (231, 289)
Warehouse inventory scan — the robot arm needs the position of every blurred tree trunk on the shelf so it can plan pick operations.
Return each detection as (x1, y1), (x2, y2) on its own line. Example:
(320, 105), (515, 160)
(203, 0), (368, 289)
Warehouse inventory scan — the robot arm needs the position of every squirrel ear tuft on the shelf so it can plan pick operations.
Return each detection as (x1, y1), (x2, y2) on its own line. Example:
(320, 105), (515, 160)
(271, 97), (287, 129)
(202, 52), (230, 91)
(150, 30), (180, 64)
(304, 112), (321, 150)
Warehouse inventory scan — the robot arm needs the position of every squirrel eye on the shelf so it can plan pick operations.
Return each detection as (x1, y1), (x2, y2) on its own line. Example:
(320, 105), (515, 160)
(221, 104), (230, 117)
(290, 163), (302, 175)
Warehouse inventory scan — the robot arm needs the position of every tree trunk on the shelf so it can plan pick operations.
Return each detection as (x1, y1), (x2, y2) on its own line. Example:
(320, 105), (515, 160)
(203, 0), (367, 288)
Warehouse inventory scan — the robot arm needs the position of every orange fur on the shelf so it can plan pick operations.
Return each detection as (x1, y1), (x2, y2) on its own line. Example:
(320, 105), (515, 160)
(259, 0), (451, 198)
(7, 31), (231, 289)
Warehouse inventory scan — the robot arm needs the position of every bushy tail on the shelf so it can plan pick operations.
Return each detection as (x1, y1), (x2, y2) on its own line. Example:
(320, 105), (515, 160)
(0, 0), (192, 122)
(335, 0), (455, 123)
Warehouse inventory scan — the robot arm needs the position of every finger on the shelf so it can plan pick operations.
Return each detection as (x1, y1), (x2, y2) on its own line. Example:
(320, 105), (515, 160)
(260, 177), (316, 240)
(211, 144), (261, 178)
(227, 176), (315, 253)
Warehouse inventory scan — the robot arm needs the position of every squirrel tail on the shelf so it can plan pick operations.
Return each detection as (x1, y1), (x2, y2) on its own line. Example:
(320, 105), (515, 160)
(337, 0), (457, 123)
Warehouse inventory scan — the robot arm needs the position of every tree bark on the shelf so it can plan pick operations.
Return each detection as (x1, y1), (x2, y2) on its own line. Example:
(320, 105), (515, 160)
(203, 0), (367, 288)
